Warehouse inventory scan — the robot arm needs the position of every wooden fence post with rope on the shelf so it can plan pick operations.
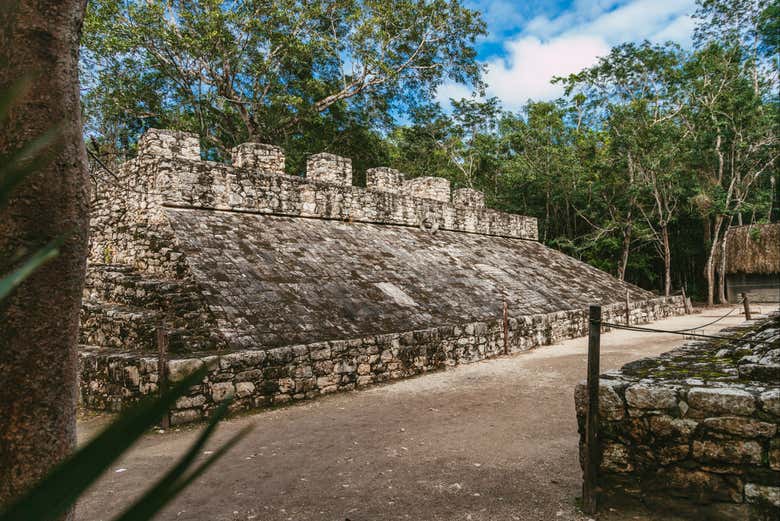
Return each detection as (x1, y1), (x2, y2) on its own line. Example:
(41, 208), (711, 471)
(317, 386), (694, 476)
(582, 304), (601, 515)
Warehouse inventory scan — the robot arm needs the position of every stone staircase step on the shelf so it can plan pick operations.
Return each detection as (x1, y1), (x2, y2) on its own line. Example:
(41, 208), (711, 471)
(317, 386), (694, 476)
(84, 263), (204, 310)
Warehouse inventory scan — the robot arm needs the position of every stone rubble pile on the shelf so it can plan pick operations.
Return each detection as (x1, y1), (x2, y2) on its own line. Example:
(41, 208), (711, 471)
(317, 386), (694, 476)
(576, 315), (780, 520)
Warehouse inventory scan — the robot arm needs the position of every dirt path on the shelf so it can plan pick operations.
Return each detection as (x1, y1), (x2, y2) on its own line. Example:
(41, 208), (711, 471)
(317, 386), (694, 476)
(76, 309), (752, 521)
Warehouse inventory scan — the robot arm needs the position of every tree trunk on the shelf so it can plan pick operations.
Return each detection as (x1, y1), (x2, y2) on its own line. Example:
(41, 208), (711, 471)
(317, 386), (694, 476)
(718, 221), (732, 304)
(0, 1), (89, 517)
(617, 221), (632, 281)
(662, 224), (671, 297)
(704, 215), (724, 306)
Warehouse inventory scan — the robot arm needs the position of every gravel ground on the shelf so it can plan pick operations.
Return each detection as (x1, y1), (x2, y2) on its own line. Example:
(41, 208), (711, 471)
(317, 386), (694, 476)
(76, 309), (755, 521)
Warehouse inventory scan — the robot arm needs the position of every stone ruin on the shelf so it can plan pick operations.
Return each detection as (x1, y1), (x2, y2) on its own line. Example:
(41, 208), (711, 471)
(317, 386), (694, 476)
(576, 314), (780, 520)
(80, 128), (686, 425)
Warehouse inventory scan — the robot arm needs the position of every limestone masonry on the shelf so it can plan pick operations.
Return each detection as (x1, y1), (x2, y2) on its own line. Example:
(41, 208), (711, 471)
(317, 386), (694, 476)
(80, 129), (685, 423)
(576, 315), (780, 520)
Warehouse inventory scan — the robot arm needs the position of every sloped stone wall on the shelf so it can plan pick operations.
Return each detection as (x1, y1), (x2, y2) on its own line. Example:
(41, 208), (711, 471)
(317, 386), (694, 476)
(81, 296), (684, 423)
(575, 316), (780, 520)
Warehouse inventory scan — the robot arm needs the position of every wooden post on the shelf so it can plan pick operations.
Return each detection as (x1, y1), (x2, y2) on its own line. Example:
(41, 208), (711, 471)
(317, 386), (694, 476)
(503, 301), (509, 355)
(681, 287), (692, 314)
(742, 292), (752, 320)
(157, 326), (170, 429)
(582, 304), (602, 515)
(625, 289), (630, 325)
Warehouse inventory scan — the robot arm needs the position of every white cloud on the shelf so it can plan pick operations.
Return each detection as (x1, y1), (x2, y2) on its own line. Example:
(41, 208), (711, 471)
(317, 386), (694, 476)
(568, 0), (694, 43)
(438, 0), (697, 109)
(483, 35), (610, 104)
(650, 14), (695, 46)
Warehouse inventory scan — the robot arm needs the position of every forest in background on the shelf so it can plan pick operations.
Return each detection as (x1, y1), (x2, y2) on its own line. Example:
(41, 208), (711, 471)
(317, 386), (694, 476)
(81, 0), (779, 304)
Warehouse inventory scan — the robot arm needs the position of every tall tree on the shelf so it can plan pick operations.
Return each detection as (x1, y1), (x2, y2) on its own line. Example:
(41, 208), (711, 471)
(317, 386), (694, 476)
(559, 42), (688, 295)
(0, 0), (90, 517)
(683, 42), (777, 305)
(689, 0), (779, 304)
(82, 0), (486, 167)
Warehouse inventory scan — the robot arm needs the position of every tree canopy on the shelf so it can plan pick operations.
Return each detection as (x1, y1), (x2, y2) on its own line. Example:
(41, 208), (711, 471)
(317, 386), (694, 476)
(82, 0), (485, 172)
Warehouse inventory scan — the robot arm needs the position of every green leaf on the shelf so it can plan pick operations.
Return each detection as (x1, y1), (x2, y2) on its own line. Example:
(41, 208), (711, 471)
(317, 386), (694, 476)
(0, 237), (62, 301)
(111, 400), (233, 521)
(0, 367), (208, 521)
(112, 420), (253, 521)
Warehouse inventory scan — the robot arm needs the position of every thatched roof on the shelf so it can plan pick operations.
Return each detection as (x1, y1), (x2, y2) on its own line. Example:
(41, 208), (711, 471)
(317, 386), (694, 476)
(725, 223), (780, 275)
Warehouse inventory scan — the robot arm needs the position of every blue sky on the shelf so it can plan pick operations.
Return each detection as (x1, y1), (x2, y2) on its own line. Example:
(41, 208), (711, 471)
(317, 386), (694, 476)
(437, 0), (697, 109)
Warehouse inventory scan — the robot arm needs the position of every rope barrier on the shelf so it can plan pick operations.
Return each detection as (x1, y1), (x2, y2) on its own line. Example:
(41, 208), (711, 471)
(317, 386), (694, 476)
(673, 306), (739, 332)
(598, 321), (780, 348)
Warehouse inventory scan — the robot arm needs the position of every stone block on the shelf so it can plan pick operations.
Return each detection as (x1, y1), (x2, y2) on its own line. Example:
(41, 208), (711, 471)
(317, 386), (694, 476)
(231, 142), (285, 174)
(124, 365), (140, 387)
(649, 415), (698, 439)
(138, 129), (200, 160)
(167, 358), (204, 383)
(658, 444), (690, 465)
(574, 380), (626, 421)
(403, 176), (450, 202)
(452, 188), (485, 208)
(306, 153), (352, 186)
(692, 439), (762, 465)
(625, 384), (678, 410)
(745, 483), (780, 508)
(660, 467), (743, 503)
(770, 438), (780, 471)
(211, 382), (235, 402)
(235, 381), (256, 398)
(171, 408), (202, 425)
(761, 389), (780, 416)
(701, 416), (777, 438)
(175, 394), (206, 410)
(688, 387), (756, 416)
(366, 167), (405, 193)
(601, 443), (633, 473)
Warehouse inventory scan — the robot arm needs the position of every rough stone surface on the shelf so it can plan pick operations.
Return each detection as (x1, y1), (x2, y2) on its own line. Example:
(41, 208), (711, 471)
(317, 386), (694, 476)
(403, 176), (451, 202)
(366, 167), (405, 193)
(575, 315), (780, 520)
(165, 210), (673, 348)
(688, 387), (756, 416)
(745, 483), (780, 508)
(761, 389), (780, 416)
(231, 143), (285, 174)
(701, 416), (777, 438)
(452, 188), (485, 208)
(138, 129), (200, 160)
(306, 153), (352, 186)
(625, 383), (678, 410)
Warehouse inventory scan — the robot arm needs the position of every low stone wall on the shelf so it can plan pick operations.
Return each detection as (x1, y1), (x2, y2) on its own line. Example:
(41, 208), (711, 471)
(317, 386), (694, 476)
(80, 296), (684, 423)
(575, 315), (780, 520)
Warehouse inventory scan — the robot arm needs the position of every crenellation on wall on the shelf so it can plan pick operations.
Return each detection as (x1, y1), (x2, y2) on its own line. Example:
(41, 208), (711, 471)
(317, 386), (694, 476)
(306, 152), (353, 186)
(93, 129), (539, 246)
(402, 176), (451, 203)
(366, 167), (405, 193)
(453, 188), (485, 209)
(138, 129), (200, 161)
(231, 142), (285, 174)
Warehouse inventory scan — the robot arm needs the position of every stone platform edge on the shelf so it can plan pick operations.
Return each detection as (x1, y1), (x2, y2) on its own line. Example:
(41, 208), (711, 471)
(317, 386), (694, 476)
(79, 296), (684, 424)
